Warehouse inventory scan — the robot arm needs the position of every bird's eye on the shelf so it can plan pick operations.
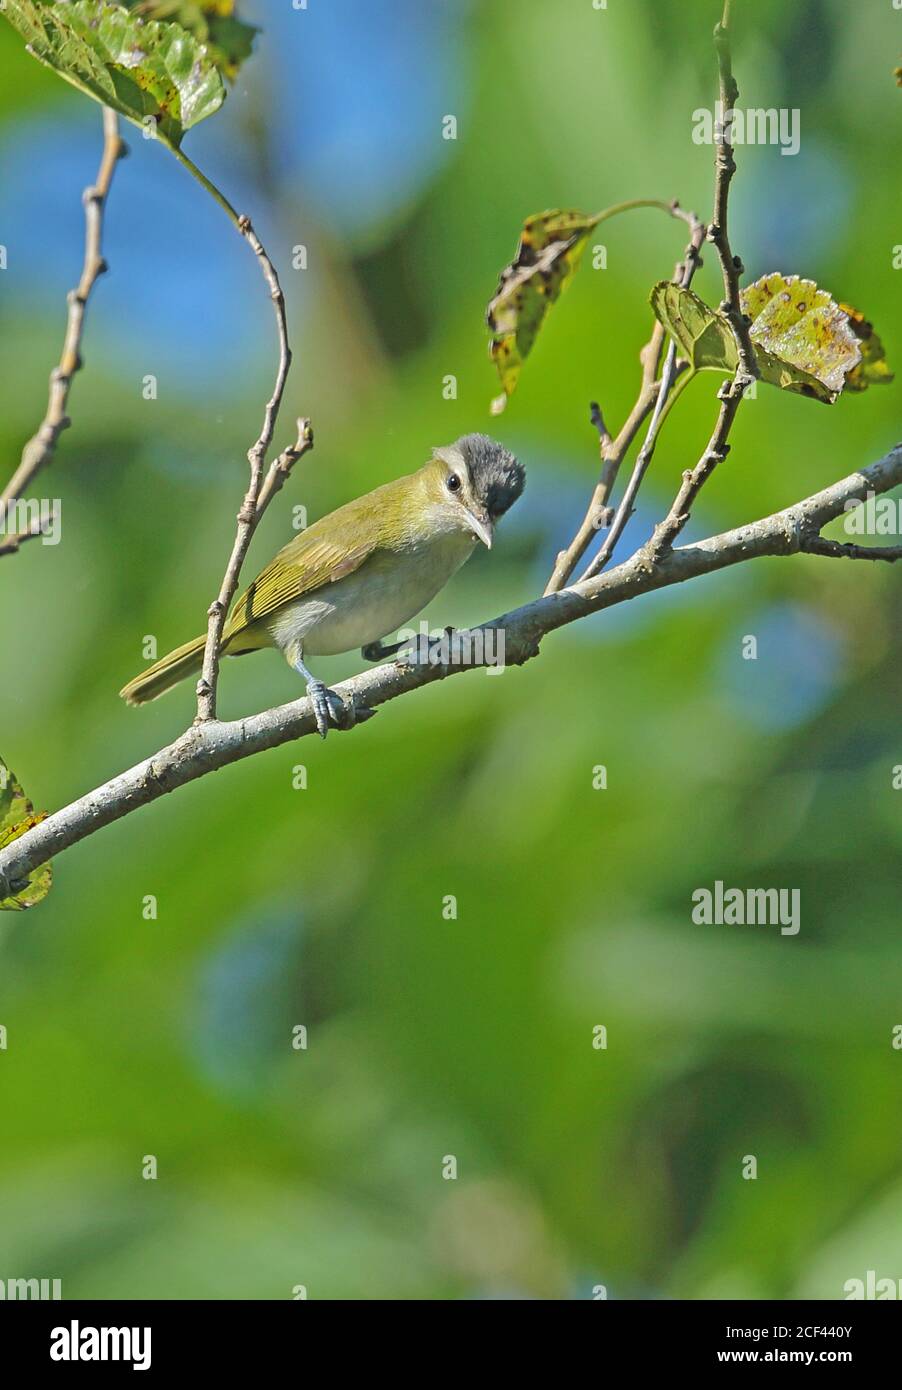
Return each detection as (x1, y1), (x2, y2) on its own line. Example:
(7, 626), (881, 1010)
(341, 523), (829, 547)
(447, 473), (461, 493)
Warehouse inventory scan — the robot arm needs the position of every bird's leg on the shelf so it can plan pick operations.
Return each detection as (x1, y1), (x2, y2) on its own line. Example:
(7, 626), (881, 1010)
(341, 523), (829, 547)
(293, 656), (377, 738)
(361, 637), (407, 662)
(293, 656), (345, 739)
(362, 628), (458, 667)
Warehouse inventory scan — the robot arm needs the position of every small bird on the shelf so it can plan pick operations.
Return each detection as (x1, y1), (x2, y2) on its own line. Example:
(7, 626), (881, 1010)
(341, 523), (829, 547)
(120, 433), (525, 736)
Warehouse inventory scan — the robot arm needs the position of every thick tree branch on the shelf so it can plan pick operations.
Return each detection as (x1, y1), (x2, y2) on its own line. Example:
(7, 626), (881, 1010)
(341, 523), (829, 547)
(2, 442), (899, 903)
(0, 108), (123, 537)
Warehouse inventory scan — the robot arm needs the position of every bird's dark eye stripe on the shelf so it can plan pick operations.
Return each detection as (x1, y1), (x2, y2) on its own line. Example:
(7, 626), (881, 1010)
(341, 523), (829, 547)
(447, 472), (461, 492)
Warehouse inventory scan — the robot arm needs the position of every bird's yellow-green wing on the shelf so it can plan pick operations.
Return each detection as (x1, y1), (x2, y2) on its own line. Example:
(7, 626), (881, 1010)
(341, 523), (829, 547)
(224, 499), (379, 639)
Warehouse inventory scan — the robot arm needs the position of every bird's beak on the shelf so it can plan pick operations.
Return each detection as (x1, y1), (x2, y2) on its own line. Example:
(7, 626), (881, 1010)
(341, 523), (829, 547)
(463, 507), (493, 549)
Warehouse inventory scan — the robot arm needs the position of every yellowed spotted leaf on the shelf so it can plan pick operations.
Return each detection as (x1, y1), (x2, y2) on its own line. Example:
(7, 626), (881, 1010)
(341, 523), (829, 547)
(486, 209), (601, 414)
(651, 274), (868, 404)
(839, 303), (893, 392)
(0, 761), (52, 911)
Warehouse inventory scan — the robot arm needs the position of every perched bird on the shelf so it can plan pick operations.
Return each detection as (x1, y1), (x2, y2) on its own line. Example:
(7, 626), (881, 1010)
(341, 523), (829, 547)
(120, 433), (525, 736)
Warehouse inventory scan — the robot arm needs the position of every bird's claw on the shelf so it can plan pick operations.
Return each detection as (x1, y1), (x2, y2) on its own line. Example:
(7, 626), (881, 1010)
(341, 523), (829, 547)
(306, 679), (377, 738)
(306, 679), (344, 739)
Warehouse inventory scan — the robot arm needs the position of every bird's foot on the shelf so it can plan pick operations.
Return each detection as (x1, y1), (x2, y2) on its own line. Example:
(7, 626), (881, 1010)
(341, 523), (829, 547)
(306, 679), (376, 738)
(361, 638), (405, 662)
(306, 679), (344, 739)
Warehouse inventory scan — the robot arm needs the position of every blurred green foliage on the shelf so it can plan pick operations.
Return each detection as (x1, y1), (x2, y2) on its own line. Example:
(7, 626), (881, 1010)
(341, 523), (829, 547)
(1, 0), (901, 1299)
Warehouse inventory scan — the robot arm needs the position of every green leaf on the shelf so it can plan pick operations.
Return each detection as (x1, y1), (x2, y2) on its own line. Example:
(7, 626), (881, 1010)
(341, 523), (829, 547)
(3, 0), (226, 147)
(486, 209), (600, 415)
(839, 303), (894, 392)
(649, 281), (738, 375)
(126, 1), (258, 80)
(650, 274), (865, 404)
(0, 759), (52, 911)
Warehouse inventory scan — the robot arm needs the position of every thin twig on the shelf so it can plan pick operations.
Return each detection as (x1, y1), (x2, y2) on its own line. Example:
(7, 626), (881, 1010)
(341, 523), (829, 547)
(165, 145), (297, 722)
(544, 378), (657, 596)
(647, 375), (747, 555)
(709, 0), (757, 381)
(647, 0), (757, 560)
(0, 108), (123, 527)
(800, 534), (902, 563)
(578, 343), (680, 581)
(544, 201), (705, 594)
(587, 4), (757, 578)
(576, 210), (706, 583)
(256, 418), (314, 518)
(2, 441), (899, 901)
(0, 523), (46, 557)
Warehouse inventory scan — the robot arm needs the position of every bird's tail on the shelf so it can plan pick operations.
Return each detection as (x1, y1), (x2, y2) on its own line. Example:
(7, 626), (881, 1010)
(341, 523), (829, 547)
(119, 633), (209, 706)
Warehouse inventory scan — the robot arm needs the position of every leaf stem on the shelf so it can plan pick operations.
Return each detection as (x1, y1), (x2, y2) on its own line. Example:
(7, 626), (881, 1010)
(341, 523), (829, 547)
(649, 361), (697, 433)
(164, 140), (241, 227)
(591, 197), (674, 223)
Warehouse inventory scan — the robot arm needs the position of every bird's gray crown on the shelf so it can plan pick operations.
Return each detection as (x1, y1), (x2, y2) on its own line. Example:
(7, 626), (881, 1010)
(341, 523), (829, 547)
(436, 433), (525, 520)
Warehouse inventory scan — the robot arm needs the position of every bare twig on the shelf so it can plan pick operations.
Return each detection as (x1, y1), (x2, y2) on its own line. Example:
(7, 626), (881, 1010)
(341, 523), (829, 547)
(576, 209), (706, 583)
(799, 534), (902, 563)
(544, 377), (657, 596)
(0, 108), (123, 530)
(545, 201), (705, 594)
(194, 209), (294, 723)
(577, 344), (680, 582)
(163, 144), (298, 723)
(585, 6), (761, 580)
(2, 441), (899, 903)
(255, 418), (314, 518)
(647, 0), (758, 561)
(709, 0), (757, 381)
(0, 523), (46, 557)
(648, 373), (747, 555)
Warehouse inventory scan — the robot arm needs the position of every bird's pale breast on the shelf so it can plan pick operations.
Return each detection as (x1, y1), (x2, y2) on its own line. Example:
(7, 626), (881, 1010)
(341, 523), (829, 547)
(266, 531), (476, 657)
